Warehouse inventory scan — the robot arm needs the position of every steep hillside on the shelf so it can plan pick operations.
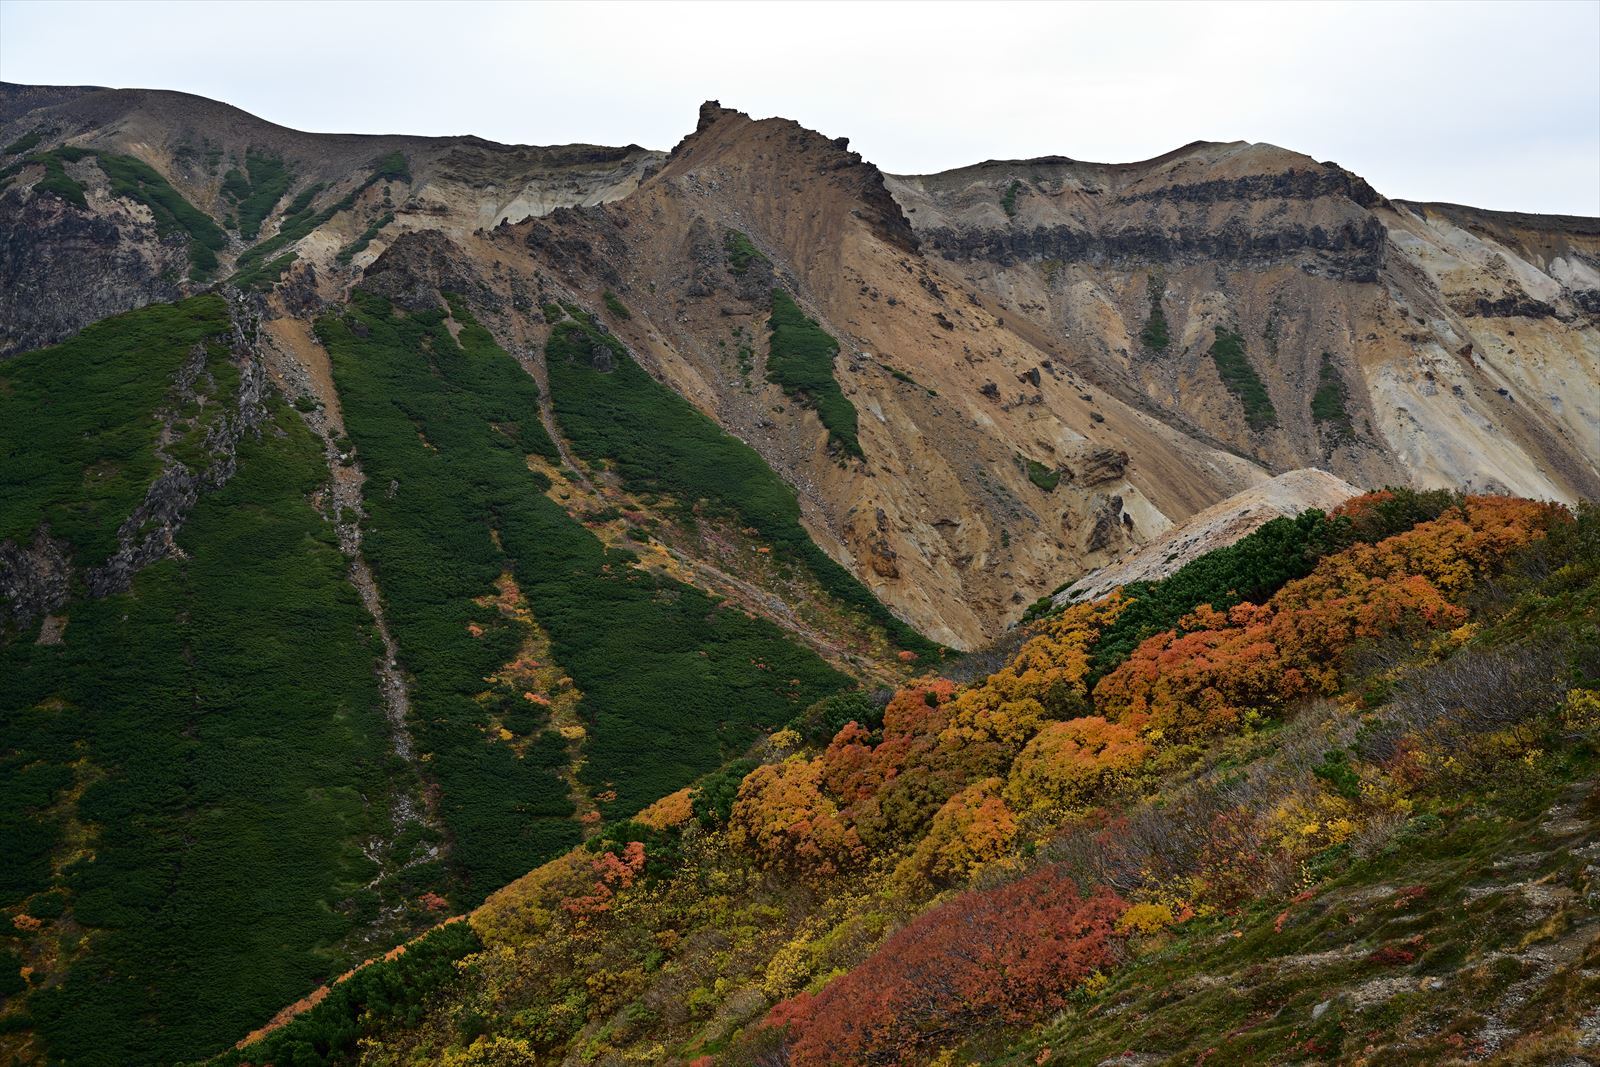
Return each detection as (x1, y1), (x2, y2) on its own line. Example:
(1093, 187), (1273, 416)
(383, 103), (1272, 648)
(0, 296), (428, 1065)
(5, 86), (1597, 647)
(886, 144), (1600, 504)
(0, 288), (908, 1065)
(218, 490), (1600, 1066)
(2, 83), (1599, 1067)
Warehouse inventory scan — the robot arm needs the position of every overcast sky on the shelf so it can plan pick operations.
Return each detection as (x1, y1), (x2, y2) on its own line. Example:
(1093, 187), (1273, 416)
(2, 0), (1596, 214)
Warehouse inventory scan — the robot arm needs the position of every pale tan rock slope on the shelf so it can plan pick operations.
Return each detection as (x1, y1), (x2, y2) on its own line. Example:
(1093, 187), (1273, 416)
(1051, 468), (1361, 607)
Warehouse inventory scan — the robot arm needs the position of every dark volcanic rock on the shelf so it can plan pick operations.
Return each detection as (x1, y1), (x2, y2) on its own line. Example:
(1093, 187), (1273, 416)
(1072, 447), (1131, 485)
(0, 527), (71, 631)
(1468, 294), (1561, 319)
(1084, 493), (1125, 552)
(1117, 167), (1381, 208)
(922, 216), (1387, 281)
(0, 189), (184, 356)
(360, 230), (495, 311)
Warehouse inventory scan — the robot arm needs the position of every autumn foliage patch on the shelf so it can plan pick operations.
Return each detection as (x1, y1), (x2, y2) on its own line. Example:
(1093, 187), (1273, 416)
(767, 867), (1124, 1065)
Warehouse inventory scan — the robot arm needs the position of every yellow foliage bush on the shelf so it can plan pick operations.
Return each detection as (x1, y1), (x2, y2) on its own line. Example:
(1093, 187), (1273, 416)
(1116, 902), (1174, 935)
(938, 598), (1122, 751)
(634, 787), (694, 829)
(440, 1036), (540, 1066)
(1563, 688), (1600, 733)
(894, 777), (1018, 889)
(763, 936), (817, 999)
(1268, 792), (1356, 852)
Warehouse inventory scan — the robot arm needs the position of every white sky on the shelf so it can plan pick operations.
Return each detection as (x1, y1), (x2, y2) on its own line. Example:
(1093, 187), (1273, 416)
(2, 0), (1597, 214)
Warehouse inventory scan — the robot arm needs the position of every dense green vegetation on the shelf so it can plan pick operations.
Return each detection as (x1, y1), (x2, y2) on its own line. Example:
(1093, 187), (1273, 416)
(1210, 325), (1276, 431)
(1086, 509), (1337, 679)
(370, 150), (412, 183)
(27, 151), (85, 208)
(766, 288), (863, 459)
(602, 290), (631, 319)
(1024, 457), (1061, 493)
(1311, 351), (1354, 439)
(0, 296), (231, 566)
(1001, 179), (1023, 219)
(1, 304), (402, 1063)
(315, 295), (580, 893)
(335, 210), (394, 265)
(221, 149), (294, 240)
(723, 228), (769, 276)
(215, 921), (483, 1067)
(320, 293), (850, 845)
(544, 307), (937, 656)
(238, 252), (298, 291)
(1139, 273), (1169, 352)
(3, 127), (46, 156)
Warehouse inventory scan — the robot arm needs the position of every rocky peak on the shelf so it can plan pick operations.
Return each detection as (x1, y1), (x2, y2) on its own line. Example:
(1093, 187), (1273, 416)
(695, 99), (746, 133)
(359, 229), (492, 311)
(654, 100), (919, 254)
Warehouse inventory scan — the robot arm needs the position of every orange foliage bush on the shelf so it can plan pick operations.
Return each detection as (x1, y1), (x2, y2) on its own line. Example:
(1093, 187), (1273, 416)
(1006, 715), (1149, 812)
(1095, 496), (1563, 742)
(895, 777), (1018, 888)
(827, 678), (966, 847)
(560, 841), (645, 919)
(768, 866), (1124, 1065)
(729, 757), (865, 878)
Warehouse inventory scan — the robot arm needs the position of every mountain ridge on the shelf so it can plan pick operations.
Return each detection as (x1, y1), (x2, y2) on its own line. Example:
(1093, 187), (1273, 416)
(1, 82), (1598, 1065)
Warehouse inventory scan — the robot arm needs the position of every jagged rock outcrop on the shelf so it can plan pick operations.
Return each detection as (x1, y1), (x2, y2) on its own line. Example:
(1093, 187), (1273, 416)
(0, 527), (71, 631)
(360, 229), (494, 311)
(0, 187), (184, 355)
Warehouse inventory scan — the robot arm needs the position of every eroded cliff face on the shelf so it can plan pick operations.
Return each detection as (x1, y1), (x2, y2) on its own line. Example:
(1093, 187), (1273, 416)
(0, 173), (186, 354)
(379, 106), (1268, 648)
(4, 85), (1597, 648)
(885, 142), (1600, 506)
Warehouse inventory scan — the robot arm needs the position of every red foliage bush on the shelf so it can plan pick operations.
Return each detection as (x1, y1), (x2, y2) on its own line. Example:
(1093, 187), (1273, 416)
(1367, 943), (1419, 966)
(768, 867), (1124, 1065)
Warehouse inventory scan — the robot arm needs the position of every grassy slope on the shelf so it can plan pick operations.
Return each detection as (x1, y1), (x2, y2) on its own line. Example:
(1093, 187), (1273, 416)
(544, 307), (936, 656)
(0, 300), (395, 1064)
(0, 297), (231, 566)
(995, 770), (1600, 1065)
(319, 293), (849, 846)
